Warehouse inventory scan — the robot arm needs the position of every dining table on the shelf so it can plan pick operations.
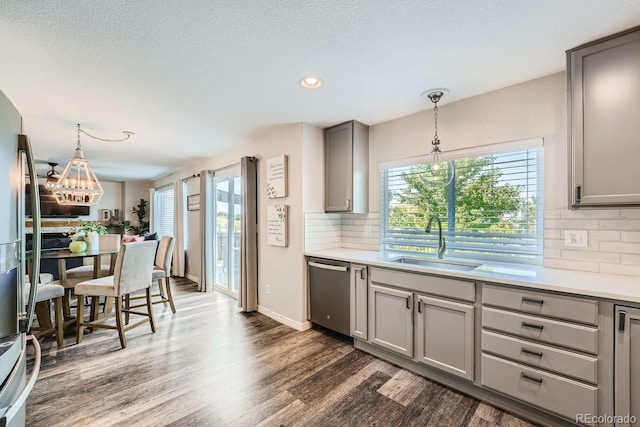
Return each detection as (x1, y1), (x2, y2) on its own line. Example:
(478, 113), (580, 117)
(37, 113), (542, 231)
(33, 247), (120, 321)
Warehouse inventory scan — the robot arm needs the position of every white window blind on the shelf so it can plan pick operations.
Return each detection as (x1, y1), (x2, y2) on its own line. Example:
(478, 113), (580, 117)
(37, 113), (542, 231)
(154, 186), (175, 238)
(382, 147), (543, 265)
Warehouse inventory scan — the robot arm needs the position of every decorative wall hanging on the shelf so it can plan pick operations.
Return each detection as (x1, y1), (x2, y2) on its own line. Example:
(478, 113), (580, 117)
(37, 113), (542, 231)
(266, 155), (288, 198)
(267, 205), (288, 247)
(187, 194), (200, 211)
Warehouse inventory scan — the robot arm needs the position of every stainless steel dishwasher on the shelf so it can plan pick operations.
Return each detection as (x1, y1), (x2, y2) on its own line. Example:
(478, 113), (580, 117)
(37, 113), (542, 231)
(308, 257), (350, 336)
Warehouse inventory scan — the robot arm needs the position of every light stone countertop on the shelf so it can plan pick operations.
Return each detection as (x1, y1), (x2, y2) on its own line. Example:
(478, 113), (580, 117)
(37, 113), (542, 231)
(305, 248), (640, 304)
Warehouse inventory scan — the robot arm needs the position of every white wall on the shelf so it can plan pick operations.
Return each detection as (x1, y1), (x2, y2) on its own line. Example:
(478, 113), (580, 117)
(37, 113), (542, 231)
(122, 179), (152, 224)
(154, 123), (309, 327)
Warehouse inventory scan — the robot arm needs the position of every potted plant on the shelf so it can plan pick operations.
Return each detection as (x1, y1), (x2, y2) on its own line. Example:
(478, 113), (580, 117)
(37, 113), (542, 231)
(67, 220), (107, 251)
(126, 199), (149, 235)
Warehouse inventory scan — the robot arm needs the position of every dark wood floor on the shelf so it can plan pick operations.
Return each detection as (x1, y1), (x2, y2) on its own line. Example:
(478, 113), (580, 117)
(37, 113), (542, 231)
(26, 278), (537, 427)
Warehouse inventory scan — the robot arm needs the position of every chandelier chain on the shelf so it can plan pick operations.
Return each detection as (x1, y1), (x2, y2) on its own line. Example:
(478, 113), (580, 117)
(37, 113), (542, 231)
(77, 124), (134, 143)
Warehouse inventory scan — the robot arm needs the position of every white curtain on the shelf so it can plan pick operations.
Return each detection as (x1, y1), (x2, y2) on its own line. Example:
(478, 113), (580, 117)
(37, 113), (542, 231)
(172, 179), (186, 277)
(239, 156), (258, 312)
(199, 171), (214, 292)
(148, 188), (156, 233)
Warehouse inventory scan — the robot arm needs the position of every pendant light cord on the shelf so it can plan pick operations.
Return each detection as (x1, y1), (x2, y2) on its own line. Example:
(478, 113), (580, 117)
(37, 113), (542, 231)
(77, 123), (134, 143)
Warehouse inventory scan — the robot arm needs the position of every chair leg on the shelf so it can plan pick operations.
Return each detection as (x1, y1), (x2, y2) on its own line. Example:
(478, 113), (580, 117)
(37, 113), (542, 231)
(76, 294), (85, 344)
(54, 296), (64, 347)
(164, 277), (176, 313)
(115, 296), (127, 349)
(90, 296), (100, 321)
(124, 294), (130, 325)
(146, 287), (156, 333)
(158, 278), (168, 307)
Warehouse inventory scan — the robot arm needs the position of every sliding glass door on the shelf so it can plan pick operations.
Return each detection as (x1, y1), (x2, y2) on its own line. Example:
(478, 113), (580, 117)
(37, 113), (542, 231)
(213, 169), (241, 298)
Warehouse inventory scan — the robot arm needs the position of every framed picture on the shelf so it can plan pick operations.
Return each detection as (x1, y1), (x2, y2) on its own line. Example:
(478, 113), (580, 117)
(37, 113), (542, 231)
(266, 155), (288, 198)
(267, 205), (288, 247)
(187, 194), (200, 211)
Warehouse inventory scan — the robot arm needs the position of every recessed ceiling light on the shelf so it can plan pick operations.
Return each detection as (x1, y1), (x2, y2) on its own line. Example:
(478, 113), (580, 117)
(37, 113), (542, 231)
(300, 77), (322, 89)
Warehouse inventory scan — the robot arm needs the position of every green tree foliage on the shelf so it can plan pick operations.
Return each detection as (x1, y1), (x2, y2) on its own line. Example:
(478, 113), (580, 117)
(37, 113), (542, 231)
(388, 156), (530, 234)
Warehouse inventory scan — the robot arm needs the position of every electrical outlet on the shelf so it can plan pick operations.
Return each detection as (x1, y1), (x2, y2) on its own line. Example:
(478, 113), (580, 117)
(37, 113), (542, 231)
(266, 285), (271, 295)
(565, 230), (588, 248)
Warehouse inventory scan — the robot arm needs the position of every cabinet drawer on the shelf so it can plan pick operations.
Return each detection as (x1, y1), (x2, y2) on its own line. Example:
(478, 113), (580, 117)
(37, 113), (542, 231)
(483, 284), (598, 325)
(481, 354), (597, 424)
(482, 307), (598, 354)
(481, 330), (598, 384)
(371, 268), (475, 302)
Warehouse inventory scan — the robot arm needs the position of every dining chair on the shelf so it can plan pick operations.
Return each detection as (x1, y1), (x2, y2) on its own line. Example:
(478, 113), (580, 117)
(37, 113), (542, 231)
(75, 240), (158, 349)
(24, 277), (65, 347)
(126, 236), (176, 317)
(65, 233), (121, 279)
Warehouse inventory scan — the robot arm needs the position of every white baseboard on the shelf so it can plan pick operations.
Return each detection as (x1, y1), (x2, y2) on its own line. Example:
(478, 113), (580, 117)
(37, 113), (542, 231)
(185, 273), (199, 283)
(257, 305), (312, 331)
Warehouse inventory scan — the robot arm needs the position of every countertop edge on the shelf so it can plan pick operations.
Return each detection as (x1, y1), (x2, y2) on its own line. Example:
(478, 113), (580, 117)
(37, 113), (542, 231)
(305, 248), (640, 304)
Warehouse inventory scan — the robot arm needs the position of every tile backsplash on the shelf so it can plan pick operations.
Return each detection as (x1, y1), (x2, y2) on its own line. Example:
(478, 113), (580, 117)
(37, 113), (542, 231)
(305, 209), (640, 277)
(304, 212), (380, 252)
(544, 208), (640, 275)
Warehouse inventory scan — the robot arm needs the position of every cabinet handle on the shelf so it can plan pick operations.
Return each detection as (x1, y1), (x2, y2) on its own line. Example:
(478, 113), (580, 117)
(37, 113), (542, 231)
(417, 300), (422, 313)
(521, 296), (544, 306)
(520, 347), (543, 358)
(406, 296), (412, 310)
(345, 199), (351, 210)
(521, 322), (544, 331)
(520, 372), (543, 384)
(575, 186), (581, 203)
(619, 311), (626, 332)
(360, 268), (365, 280)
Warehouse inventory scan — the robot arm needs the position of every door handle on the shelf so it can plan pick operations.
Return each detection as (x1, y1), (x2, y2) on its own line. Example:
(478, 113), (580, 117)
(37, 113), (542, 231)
(308, 261), (348, 272)
(19, 134), (41, 333)
(0, 336), (41, 425)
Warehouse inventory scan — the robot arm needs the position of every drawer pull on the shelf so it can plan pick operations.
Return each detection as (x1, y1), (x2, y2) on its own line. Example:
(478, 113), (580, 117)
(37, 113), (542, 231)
(520, 347), (543, 358)
(520, 372), (543, 384)
(521, 296), (544, 305)
(521, 322), (544, 331)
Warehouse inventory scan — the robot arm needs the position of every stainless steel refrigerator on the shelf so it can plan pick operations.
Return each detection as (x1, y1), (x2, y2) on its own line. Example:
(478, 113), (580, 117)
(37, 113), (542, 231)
(0, 89), (42, 426)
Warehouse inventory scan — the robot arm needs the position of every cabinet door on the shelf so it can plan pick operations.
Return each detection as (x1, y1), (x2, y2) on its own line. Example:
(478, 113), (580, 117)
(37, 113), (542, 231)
(416, 295), (474, 381)
(324, 122), (353, 212)
(569, 28), (640, 207)
(615, 305), (640, 426)
(369, 283), (413, 357)
(350, 264), (368, 340)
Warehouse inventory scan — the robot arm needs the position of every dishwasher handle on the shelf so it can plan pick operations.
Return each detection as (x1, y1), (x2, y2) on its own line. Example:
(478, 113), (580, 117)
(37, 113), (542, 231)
(308, 261), (349, 272)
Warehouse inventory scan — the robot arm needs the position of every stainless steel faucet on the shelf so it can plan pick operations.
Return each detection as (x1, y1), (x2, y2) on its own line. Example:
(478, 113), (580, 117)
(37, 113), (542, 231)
(425, 215), (446, 259)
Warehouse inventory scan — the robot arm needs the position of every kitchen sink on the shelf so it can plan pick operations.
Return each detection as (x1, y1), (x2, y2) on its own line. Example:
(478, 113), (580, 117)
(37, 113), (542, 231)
(389, 256), (480, 272)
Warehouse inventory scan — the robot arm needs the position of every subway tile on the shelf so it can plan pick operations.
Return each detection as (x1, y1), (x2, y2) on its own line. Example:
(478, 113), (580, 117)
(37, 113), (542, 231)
(598, 241), (621, 253)
(560, 209), (620, 220)
(543, 248), (561, 259)
(621, 253), (640, 265)
(544, 209), (561, 219)
(544, 258), (600, 273)
(599, 220), (640, 231)
(621, 210), (640, 220)
(544, 229), (562, 239)
(544, 219), (600, 230)
(621, 242), (640, 254)
(621, 232), (640, 243)
(561, 249), (620, 263)
(600, 263), (640, 277)
(590, 231), (620, 242)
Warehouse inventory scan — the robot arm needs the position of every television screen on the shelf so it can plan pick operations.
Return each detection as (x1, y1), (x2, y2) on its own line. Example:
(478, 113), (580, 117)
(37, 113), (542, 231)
(25, 184), (90, 218)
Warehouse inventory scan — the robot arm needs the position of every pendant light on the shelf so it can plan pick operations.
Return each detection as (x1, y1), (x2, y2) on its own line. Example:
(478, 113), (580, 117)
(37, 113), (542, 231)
(52, 124), (133, 206)
(44, 162), (61, 191)
(422, 89), (454, 186)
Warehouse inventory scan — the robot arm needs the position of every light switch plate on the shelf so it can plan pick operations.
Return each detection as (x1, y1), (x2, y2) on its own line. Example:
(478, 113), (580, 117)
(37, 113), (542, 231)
(565, 230), (588, 248)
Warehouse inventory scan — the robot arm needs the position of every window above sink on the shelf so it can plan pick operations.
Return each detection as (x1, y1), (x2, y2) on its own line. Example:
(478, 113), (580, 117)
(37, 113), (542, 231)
(381, 138), (544, 266)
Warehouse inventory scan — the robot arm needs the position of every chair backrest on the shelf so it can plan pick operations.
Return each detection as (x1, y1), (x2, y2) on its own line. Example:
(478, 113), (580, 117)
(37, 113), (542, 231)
(113, 241), (158, 296)
(155, 236), (176, 273)
(99, 234), (121, 264)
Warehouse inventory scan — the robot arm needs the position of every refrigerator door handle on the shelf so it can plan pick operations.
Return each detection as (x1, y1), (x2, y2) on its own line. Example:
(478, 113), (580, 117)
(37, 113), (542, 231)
(0, 336), (41, 426)
(18, 135), (41, 333)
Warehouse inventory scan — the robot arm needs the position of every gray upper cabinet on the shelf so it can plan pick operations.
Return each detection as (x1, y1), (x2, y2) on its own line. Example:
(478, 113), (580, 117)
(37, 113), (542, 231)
(324, 120), (368, 213)
(568, 26), (640, 207)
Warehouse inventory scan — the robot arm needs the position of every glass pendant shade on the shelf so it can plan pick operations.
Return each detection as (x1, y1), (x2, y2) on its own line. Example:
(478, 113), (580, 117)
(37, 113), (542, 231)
(44, 162), (60, 191)
(423, 89), (454, 187)
(52, 127), (104, 206)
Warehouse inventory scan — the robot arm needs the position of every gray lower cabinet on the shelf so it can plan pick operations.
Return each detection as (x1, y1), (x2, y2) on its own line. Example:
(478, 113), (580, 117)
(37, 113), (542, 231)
(368, 283), (413, 357)
(350, 264), (368, 340)
(615, 305), (640, 427)
(416, 295), (474, 381)
(568, 26), (640, 207)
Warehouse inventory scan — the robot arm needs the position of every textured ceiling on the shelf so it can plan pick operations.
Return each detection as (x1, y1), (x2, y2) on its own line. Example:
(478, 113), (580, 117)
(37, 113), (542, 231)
(0, 1), (639, 180)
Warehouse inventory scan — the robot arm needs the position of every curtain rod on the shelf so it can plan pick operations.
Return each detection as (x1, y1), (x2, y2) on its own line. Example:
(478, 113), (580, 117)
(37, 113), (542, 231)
(182, 173), (200, 182)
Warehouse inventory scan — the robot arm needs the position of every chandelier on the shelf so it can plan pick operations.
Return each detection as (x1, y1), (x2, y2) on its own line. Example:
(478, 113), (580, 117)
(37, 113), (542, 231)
(52, 124), (133, 206)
